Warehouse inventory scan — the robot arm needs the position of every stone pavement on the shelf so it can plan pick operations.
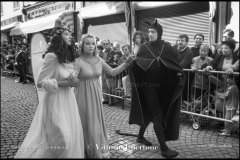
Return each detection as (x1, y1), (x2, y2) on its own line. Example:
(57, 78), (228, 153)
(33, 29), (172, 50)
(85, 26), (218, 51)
(1, 76), (239, 159)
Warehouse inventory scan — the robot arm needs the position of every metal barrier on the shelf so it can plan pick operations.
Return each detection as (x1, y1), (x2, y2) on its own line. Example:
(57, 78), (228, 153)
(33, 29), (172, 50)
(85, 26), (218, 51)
(102, 68), (239, 129)
(102, 68), (131, 109)
(181, 69), (239, 129)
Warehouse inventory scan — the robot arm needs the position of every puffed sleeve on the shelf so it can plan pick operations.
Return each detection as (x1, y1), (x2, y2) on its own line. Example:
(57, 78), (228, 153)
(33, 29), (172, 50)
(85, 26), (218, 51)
(37, 52), (58, 92)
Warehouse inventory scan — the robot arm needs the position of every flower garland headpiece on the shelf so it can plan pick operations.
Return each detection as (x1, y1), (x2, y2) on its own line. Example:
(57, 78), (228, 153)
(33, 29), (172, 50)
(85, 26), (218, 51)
(50, 12), (73, 39)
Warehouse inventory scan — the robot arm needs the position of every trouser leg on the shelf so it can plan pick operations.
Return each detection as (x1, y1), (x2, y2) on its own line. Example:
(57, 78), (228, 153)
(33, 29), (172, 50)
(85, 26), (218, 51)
(138, 123), (149, 138)
(142, 86), (169, 151)
(18, 64), (24, 82)
(22, 64), (27, 82)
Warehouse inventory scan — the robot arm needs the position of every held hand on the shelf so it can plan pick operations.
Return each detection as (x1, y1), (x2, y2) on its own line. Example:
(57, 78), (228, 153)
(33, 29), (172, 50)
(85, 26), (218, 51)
(125, 55), (136, 65)
(67, 74), (77, 82)
(67, 74), (79, 87)
(68, 80), (80, 87)
(66, 79), (79, 87)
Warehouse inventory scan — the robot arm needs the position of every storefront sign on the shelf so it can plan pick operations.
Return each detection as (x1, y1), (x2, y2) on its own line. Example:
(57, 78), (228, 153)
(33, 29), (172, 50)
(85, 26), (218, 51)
(27, 2), (73, 20)
(1, 16), (18, 26)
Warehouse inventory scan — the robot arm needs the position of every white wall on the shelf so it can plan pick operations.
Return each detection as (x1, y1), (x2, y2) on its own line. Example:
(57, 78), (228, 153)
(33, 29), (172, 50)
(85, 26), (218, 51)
(1, 2), (23, 21)
(225, 2), (239, 41)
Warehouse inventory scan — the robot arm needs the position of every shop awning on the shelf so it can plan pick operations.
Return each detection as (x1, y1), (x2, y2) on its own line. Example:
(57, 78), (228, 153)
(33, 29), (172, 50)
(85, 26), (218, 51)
(1, 22), (20, 31)
(10, 12), (73, 36)
(81, 2), (125, 19)
(133, 2), (187, 10)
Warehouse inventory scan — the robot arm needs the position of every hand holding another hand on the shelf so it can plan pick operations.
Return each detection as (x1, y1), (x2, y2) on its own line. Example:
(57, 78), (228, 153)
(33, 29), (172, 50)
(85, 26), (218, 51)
(125, 55), (136, 66)
(68, 80), (79, 87)
(67, 73), (79, 87)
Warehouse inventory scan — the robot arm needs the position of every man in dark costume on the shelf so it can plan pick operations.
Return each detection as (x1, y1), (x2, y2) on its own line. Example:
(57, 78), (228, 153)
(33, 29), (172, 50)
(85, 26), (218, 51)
(15, 44), (28, 84)
(128, 19), (186, 158)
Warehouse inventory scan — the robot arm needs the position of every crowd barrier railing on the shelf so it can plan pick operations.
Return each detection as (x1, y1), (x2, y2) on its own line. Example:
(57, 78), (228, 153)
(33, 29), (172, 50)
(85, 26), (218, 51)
(102, 68), (239, 129)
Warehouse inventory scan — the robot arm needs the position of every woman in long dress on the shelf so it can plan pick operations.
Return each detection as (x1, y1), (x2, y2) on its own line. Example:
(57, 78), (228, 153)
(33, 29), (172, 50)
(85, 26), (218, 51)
(73, 34), (135, 158)
(14, 16), (84, 158)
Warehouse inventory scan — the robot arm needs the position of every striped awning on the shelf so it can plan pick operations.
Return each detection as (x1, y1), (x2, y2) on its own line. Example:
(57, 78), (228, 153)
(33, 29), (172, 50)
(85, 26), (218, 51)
(10, 11), (74, 36)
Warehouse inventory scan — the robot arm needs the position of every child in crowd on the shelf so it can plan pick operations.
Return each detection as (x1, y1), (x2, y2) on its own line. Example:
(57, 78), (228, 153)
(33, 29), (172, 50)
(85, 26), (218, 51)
(191, 44), (213, 99)
(217, 74), (239, 136)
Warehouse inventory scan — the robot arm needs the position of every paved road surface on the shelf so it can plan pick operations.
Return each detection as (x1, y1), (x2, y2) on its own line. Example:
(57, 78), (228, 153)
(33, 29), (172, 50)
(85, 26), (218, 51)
(1, 77), (239, 158)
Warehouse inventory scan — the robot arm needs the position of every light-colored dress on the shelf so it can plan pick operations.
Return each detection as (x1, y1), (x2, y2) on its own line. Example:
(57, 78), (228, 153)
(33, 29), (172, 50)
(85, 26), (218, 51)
(191, 56), (213, 90)
(74, 57), (126, 158)
(14, 53), (84, 158)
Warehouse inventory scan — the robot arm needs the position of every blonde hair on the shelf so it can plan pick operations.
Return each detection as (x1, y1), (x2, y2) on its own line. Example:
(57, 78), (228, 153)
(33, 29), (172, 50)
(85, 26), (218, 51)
(80, 34), (97, 56)
(200, 44), (210, 52)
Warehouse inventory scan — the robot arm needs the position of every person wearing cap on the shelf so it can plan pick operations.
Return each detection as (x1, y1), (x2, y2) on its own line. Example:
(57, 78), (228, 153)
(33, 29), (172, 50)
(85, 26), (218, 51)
(223, 29), (239, 55)
(14, 12), (85, 158)
(128, 19), (185, 158)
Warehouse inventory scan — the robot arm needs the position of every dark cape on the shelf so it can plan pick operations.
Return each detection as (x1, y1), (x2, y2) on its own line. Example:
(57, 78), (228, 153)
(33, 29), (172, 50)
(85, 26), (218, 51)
(128, 40), (186, 141)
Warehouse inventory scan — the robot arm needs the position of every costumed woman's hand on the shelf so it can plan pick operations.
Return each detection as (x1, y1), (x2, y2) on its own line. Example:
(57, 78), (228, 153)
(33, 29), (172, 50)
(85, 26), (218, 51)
(67, 74), (79, 87)
(125, 55), (136, 66)
(66, 79), (79, 87)
(67, 73), (76, 82)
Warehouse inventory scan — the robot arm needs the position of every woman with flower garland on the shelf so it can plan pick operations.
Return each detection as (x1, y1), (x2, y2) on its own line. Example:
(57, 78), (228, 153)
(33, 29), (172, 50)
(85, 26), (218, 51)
(14, 12), (84, 158)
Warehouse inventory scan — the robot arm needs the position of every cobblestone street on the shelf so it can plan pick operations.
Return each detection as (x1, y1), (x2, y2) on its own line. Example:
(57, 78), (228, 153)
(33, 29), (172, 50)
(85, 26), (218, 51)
(1, 76), (239, 159)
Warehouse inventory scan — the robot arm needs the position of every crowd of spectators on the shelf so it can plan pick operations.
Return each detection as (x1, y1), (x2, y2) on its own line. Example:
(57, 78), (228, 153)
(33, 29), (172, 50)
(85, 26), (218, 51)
(85, 28), (239, 136)
(173, 29), (239, 136)
(1, 42), (31, 84)
(2, 28), (238, 136)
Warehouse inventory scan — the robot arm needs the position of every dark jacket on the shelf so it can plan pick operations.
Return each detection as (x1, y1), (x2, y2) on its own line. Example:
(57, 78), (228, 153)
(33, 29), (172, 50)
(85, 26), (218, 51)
(128, 40), (186, 141)
(16, 50), (27, 65)
(210, 52), (239, 71)
(174, 46), (193, 69)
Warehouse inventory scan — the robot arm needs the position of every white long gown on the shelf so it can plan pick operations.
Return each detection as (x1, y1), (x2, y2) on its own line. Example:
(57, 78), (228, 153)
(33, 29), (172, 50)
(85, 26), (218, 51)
(14, 53), (84, 158)
(74, 57), (127, 158)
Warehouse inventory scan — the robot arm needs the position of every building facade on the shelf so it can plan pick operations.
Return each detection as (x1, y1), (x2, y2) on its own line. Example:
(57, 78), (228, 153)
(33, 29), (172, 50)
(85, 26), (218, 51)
(1, 1), (238, 47)
(1, 2), (25, 44)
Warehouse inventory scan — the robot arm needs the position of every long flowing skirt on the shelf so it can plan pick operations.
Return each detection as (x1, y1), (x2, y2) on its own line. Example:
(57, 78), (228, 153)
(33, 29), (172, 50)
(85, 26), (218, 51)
(15, 88), (85, 158)
(75, 79), (110, 158)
